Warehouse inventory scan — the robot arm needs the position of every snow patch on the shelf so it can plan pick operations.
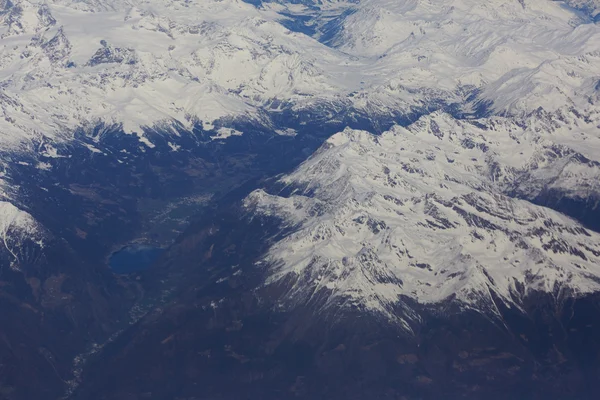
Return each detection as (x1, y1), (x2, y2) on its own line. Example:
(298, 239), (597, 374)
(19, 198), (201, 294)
(211, 127), (243, 140)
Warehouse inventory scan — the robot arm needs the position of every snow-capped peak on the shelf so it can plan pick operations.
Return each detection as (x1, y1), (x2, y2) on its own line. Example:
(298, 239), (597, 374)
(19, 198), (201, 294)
(245, 110), (600, 324)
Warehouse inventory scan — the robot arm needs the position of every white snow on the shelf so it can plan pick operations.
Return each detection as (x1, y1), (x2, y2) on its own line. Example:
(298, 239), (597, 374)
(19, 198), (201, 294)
(82, 143), (103, 154)
(136, 134), (155, 148)
(167, 141), (180, 151)
(36, 161), (51, 170)
(0, 0), (598, 148)
(0, 201), (43, 270)
(246, 109), (600, 323)
(211, 127), (243, 140)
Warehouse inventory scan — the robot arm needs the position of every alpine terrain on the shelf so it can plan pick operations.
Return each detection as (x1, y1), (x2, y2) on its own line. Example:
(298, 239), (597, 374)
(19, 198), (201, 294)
(1, 0), (600, 399)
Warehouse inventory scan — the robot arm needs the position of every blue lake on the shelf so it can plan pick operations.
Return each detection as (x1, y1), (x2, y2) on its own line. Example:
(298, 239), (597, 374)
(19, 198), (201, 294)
(109, 245), (164, 274)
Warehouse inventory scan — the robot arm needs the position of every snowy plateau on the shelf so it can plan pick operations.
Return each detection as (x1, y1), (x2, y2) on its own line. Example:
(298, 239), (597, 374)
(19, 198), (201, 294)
(1, 0), (600, 320)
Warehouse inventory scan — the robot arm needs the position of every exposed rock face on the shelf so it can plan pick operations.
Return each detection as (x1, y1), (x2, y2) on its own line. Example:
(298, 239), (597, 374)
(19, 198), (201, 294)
(41, 26), (71, 63)
(87, 42), (137, 66)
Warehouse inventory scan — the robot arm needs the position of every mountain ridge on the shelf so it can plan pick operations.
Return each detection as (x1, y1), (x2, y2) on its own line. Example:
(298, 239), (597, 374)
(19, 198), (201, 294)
(244, 109), (600, 327)
(1, 0), (598, 151)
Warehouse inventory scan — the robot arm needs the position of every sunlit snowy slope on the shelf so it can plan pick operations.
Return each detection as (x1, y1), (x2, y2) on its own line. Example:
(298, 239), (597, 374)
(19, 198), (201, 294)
(0, 0), (598, 148)
(246, 109), (600, 325)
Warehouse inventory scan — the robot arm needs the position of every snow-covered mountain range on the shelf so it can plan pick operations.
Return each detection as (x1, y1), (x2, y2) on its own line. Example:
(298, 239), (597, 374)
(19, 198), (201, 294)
(1, 0), (599, 149)
(2, 1), (600, 398)
(0, 0), (599, 319)
(245, 109), (600, 326)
